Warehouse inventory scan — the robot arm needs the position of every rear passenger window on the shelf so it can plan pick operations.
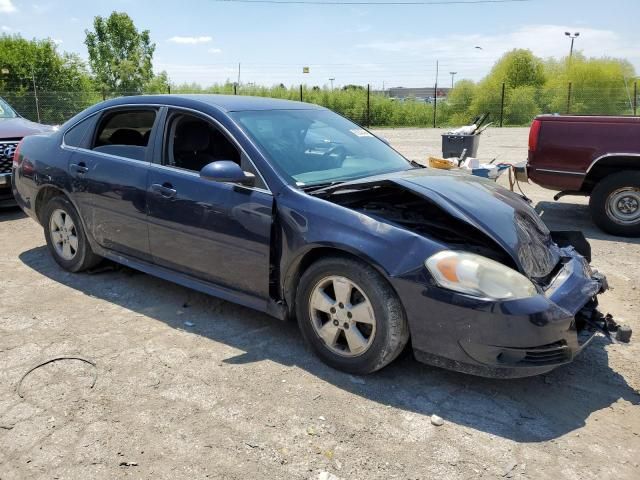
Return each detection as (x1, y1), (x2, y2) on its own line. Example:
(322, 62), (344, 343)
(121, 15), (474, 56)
(64, 115), (97, 148)
(92, 109), (157, 161)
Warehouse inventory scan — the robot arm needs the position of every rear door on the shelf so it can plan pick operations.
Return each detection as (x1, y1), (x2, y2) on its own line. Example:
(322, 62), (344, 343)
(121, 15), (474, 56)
(146, 108), (273, 299)
(67, 106), (162, 261)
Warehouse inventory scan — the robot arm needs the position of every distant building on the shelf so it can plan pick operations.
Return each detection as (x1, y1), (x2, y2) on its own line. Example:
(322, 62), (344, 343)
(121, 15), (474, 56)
(384, 86), (451, 100)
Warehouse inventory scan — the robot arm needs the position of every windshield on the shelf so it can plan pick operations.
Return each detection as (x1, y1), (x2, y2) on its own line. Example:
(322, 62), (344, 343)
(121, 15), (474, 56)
(230, 109), (411, 187)
(0, 98), (18, 119)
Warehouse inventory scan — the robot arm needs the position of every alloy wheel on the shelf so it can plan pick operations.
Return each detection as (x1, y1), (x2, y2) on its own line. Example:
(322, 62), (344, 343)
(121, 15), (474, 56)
(308, 275), (376, 357)
(49, 208), (79, 260)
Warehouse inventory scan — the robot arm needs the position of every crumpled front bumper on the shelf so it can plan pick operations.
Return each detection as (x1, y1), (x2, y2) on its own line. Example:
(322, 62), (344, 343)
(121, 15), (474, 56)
(393, 247), (610, 378)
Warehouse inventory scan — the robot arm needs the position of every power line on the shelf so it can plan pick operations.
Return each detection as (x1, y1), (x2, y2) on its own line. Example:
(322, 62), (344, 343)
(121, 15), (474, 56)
(212, 0), (532, 5)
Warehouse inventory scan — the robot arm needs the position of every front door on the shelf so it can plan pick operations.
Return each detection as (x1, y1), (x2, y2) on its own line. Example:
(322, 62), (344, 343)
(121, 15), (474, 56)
(146, 110), (273, 299)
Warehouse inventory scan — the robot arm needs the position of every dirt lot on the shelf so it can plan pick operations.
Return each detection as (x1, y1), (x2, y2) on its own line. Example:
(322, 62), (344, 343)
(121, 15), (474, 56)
(1, 128), (638, 480)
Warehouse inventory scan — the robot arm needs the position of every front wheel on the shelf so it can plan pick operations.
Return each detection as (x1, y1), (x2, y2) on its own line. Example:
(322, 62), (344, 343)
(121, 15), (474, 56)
(296, 257), (409, 374)
(590, 171), (640, 237)
(42, 195), (101, 272)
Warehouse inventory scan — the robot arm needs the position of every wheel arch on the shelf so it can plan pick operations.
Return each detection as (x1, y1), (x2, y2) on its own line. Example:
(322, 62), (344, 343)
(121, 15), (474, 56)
(282, 244), (397, 320)
(34, 185), (68, 224)
(583, 155), (640, 192)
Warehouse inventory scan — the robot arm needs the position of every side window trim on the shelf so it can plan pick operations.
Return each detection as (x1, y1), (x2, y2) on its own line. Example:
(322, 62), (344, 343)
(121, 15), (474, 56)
(160, 106), (271, 193)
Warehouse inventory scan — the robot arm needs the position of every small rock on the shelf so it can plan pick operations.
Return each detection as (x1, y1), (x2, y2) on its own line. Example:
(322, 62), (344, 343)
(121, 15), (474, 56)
(184, 321), (194, 327)
(318, 416), (326, 421)
(318, 472), (341, 480)
(430, 414), (444, 426)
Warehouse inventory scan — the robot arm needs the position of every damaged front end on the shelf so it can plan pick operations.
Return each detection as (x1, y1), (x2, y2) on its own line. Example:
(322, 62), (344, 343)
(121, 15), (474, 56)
(310, 169), (629, 377)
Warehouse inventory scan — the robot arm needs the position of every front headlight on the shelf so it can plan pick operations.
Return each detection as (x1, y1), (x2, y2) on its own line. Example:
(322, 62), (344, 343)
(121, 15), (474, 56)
(425, 250), (537, 300)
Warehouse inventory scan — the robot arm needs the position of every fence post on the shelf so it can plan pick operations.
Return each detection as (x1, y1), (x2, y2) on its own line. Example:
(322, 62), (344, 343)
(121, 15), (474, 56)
(566, 82), (572, 114)
(634, 81), (637, 116)
(300, 84), (303, 102)
(499, 83), (505, 127)
(366, 84), (370, 127)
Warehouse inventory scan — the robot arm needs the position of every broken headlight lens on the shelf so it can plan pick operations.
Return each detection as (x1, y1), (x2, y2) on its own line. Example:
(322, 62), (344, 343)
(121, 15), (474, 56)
(425, 251), (537, 300)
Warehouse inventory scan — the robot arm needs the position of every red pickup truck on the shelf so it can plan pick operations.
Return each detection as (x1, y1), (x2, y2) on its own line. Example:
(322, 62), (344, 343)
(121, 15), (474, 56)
(527, 115), (640, 237)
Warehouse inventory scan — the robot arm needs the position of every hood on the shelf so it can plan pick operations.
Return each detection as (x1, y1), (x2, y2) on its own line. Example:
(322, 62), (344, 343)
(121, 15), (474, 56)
(316, 168), (560, 279)
(0, 117), (53, 139)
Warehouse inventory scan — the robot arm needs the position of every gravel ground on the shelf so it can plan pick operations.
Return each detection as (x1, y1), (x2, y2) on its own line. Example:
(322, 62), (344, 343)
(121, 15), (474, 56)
(1, 128), (638, 480)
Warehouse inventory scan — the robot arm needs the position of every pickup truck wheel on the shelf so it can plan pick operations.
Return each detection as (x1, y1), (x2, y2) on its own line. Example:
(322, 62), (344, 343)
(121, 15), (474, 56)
(43, 196), (101, 272)
(590, 171), (640, 237)
(296, 256), (409, 375)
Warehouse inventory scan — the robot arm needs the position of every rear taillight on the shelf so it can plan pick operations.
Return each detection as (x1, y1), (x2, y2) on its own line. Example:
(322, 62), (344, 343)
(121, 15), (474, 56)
(12, 139), (23, 167)
(528, 119), (541, 152)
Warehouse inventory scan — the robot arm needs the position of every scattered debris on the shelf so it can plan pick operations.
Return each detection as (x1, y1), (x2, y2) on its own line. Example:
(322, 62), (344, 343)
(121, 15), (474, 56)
(245, 442), (260, 449)
(16, 356), (97, 398)
(318, 472), (342, 480)
(616, 325), (632, 343)
(502, 461), (518, 477)
(307, 426), (317, 436)
(119, 461), (138, 467)
(430, 415), (444, 426)
(318, 416), (326, 421)
(0, 424), (14, 430)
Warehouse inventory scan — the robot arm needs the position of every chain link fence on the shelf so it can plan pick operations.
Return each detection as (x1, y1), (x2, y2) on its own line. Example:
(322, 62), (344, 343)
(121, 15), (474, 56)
(2, 81), (638, 128)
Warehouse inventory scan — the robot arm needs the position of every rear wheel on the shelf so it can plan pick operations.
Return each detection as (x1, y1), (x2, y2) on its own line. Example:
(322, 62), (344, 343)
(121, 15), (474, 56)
(590, 171), (640, 237)
(296, 256), (409, 374)
(43, 196), (101, 272)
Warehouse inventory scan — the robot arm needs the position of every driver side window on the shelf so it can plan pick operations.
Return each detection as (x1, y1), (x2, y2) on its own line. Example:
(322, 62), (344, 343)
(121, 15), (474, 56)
(163, 111), (266, 189)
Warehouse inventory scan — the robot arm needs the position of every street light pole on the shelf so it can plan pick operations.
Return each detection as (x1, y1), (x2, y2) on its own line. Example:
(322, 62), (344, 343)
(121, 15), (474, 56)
(565, 32), (580, 60)
(329, 78), (335, 90)
(449, 71), (457, 89)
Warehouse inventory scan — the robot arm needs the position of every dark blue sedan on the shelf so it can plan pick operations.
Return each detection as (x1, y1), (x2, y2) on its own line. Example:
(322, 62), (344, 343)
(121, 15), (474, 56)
(12, 95), (611, 377)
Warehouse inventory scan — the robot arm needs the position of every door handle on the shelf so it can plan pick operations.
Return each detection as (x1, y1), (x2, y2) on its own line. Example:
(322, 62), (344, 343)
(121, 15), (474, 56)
(70, 162), (89, 174)
(151, 183), (177, 199)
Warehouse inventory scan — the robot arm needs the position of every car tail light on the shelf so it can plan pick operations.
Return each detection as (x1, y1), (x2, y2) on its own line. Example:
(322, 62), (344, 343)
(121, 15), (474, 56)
(12, 139), (23, 167)
(528, 119), (541, 152)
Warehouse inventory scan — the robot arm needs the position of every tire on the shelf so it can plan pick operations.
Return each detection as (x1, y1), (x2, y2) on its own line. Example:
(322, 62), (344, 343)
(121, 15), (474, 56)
(589, 171), (640, 237)
(42, 195), (101, 272)
(296, 256), (410, 375)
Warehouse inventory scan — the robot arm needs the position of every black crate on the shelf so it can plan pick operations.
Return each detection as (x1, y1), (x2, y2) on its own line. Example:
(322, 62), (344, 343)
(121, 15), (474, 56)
(441, 134), (480, 160)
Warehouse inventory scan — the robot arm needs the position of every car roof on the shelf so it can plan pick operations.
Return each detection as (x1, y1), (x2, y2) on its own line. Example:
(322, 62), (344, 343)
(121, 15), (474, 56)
(103, 94), (326, 112)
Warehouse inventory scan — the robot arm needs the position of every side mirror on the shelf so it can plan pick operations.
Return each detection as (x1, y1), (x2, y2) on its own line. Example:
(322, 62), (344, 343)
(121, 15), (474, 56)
(200, 160), (255, 186)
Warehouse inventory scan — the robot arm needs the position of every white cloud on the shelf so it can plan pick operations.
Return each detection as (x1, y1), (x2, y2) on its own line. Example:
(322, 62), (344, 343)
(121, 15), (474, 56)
(357, 24), (640, 81)
(52, 38), (63, 45)
(168, 36), (212, 45)
(208, 48), (222, 54)
(0, 0), (16, 13)
(1, 25), (13, 32)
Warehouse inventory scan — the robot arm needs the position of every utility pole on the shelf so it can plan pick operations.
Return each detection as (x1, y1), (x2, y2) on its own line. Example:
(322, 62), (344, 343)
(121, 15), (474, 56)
(329, 78), (335, 90)
(237, 62), (241, 86)
(433, 60), (439, 128)
(449, 71), (457, 89)
(565, 32), (580, 60)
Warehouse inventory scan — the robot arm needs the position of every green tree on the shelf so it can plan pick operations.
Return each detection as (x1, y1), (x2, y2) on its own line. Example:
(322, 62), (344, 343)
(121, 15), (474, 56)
(0, 34), (97, 122)
(85, 12), (155, 95)
(143, 70), (170, 94)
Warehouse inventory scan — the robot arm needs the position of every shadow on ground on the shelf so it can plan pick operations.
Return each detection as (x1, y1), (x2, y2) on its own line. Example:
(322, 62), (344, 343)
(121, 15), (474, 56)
(19, 246), (639, 444)
(0, 206), (26, 222)
(536, 201), (640, 245)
